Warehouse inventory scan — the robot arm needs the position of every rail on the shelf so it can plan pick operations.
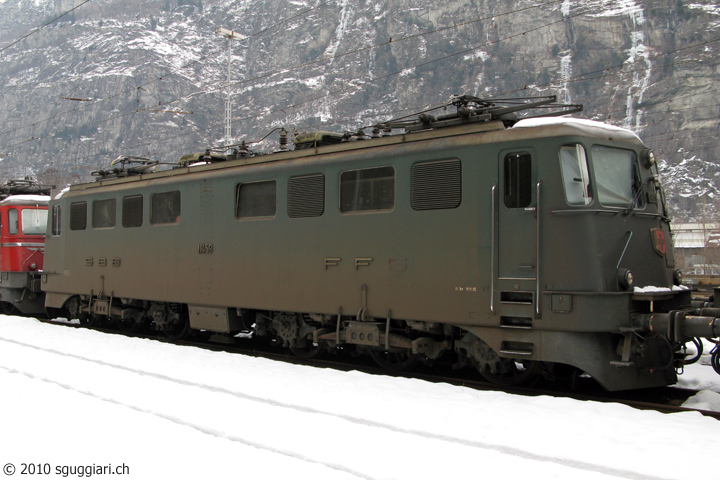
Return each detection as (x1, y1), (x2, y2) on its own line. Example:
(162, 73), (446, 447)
(36, 317), (720, 420)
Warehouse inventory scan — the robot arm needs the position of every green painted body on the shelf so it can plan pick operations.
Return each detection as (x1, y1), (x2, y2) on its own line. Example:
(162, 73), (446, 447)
(42, 119), (683, 390)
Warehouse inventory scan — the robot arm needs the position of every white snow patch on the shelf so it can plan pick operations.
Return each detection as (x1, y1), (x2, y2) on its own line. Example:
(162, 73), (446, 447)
(683, 390), (720, 411)
(634, 285), (672, 293)
(559, 53), (573, 103)
(0, 194), (49, 205)
(300, 75), (325, 89)
(513, 117), (641, 140)
(0, 315), (718, 480)
(562, 0), (572, 16)
(589, 0), (645, 25)
(463, 50), (489, 62)
(324, 0), (353, 61)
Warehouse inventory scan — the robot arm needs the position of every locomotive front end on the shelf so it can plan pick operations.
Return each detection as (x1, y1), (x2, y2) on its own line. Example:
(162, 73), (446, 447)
(0, 180), (52, 316)
(516, 118), (719, 389)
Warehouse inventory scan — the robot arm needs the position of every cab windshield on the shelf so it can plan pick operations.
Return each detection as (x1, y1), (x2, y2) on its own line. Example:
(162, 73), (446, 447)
(21, 208), (48, 235)
(591, 145), (641, 207)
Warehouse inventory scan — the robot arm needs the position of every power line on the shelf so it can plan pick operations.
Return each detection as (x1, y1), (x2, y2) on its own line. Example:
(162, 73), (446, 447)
(45, 3), (599, 162)
(1, 0), (570, 152)
(0, 0), (95, 54)
(85, 4), (717, 162)
(4, 1), (719, 170)
(0, 0), (335, 139)
(9, 0), (711, 153)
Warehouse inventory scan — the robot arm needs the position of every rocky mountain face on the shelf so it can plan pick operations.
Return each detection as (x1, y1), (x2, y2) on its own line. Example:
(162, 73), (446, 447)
(0, 0), (718, 220)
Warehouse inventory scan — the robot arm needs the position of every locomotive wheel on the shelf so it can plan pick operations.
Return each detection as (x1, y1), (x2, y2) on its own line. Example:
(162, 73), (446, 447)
(369, 349), (419, 371)
(479, 359), (539, 386)
(163, 315), (190, 341)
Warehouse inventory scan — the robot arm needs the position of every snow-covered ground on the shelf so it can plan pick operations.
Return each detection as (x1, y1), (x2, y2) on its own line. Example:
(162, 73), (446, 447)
(0, 315), (718, 480)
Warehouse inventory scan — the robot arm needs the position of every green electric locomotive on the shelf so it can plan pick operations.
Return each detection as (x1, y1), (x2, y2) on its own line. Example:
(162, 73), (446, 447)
(41, 96), (719, 390)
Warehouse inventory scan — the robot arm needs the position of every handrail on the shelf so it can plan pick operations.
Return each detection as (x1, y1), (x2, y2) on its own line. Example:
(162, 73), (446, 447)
(552, 209), (619, 215)
(616, 231), (633, 269)
(490, 184), (496, 314)
(536, 181), (542, 318)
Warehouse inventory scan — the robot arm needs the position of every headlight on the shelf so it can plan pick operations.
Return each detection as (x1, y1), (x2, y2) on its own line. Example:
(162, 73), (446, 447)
(641, 148), (655, 169)
(618, 268), (634, 289)
(673, 269), (683, 286)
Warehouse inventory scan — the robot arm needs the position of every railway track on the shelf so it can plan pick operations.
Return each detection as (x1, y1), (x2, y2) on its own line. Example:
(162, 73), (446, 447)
(41, 317), (720, 420)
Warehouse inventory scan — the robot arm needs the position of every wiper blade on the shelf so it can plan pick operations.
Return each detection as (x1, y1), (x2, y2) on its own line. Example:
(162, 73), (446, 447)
(625, 181), (646, 215)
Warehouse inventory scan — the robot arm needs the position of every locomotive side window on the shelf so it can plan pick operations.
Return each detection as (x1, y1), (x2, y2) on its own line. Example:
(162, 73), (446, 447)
(340, 166), (395, 213)
(236, 180), (276, 219)
(70, 202), (87, 231)
(503, 153), (532, 208)
(591, 146), (642, 207)
(8, 209), (18, 235)
(21, 208), (48, 235)
(288, 174), (324, 218)
(52, 205), (61, 236)
(559, 145), (592, 205)
(151, 191), (181, 225)
(411, 159), (461, 211)
(122, 195), (143, 228)
(92, 199), (116, 229)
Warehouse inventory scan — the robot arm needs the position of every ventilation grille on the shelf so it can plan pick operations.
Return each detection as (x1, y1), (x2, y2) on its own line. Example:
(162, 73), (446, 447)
(70, 202), (87, 231)
(411, 159), (461, 211)
(288, 174), (325, 218)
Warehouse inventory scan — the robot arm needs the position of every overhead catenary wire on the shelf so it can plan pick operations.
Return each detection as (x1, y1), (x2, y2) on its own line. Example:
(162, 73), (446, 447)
(0, 0), (95, 54)
(53, 8), (720, 169)
(0, 0), (701, 148)
(0, 0), (563, 140)
(1, 1), (717, 172)
(0, 0), (336, 139)
(134, 2), (715, 151)
(0, 0), (575, 153)
(95, 16), (720, 152)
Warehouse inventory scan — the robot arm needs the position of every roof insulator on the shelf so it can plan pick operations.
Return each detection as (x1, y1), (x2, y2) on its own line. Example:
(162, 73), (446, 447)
(279, 128), (288, 151)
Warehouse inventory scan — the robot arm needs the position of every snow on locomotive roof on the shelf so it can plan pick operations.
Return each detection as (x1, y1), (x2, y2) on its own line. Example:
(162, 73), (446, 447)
(54, 186), (70, 199)
(513, 117), (642, 142)
(0, 194), (50, 206)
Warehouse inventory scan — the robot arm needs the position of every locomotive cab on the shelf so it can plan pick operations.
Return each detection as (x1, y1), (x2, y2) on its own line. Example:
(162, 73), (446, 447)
(0, 194), (50, 315)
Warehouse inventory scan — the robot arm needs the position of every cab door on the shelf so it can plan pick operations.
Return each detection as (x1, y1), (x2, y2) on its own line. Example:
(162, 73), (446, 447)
(496, 149), (539, 315)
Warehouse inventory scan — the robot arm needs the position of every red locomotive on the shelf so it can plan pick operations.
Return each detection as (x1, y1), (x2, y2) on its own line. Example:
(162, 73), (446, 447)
(0, 180), (53, 315)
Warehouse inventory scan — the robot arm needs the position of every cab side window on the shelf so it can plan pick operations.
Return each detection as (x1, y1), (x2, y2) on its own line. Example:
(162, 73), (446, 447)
(236, 181), (276, 219)
(93, 199), (116, 229)
(122, 195), (143, 228)
(8, 209), (18, 235)
(52, 205), (62, 236)
(340, 166), (395, 213)
(151, 191), (181, 225)
(559, 144), (592, 205)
